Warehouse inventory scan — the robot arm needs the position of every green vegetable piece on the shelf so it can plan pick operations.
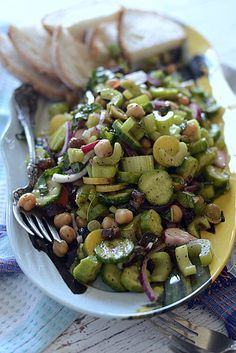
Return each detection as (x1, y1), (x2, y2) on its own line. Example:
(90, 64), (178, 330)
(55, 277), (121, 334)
(33, 167), (62, 207)
(68, 148), (84, 164)
(205, 165), (230, 189)
(130, 122), (145, 141)
(101, 264), (127, 292)
(87, 203), (108, 222)
(109, 105), (127, 121)
(140, 209), (163, 237)
(129, 94), (150, 107)
(141, 113), (158, 140)
(195, 147), (217, 171)
(76, 185), (95, 206)
(120, 79), (142, 97)
(176, 191), (195, 209)
(117, 171), (141, 184)
(121, 117), (137, 133)
(49, 102), (69, 117)
(97, 188), (133, 206)
(175, 245), (197, 277)
(164, 269), (192, 305)
(120, 215), (141, 243)
(187, 216), (210, 238)
(48, 123), (66, 151)
(150, 87), (179, 99)
(112, 119), (142, 152)
(155, 111), (184, 135)
(73, 256), (102, 284)
(138, 170), (173, 206)
(176, 156), (199, 180)
(91, 164), (117, 178)
(187, 239), (212, 266)
(200, 184), (215, 200)
(121, 156), (154, 173)
(100, 88), (123, 107)
(121, 265), (145, 292)
(150, 252), (172, 282)
(95, 238), (134, 263)
(209, 124), (221, 142)
(189, 138), (209, 155)
(93, 142), (123, 166)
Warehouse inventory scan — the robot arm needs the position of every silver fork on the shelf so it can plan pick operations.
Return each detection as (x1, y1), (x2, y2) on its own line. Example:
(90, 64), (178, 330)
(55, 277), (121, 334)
(150, 313), (236, 353)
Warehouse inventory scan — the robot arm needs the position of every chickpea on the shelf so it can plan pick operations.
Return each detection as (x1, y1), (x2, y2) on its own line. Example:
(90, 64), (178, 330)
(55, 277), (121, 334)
(170, 205), (183, 223)
(178, 93), (190, 106)
(165, 63), (177, 74)
(115, 209), (133, 225)
(18, 193), (36, 211)
(59, 225), (76, 243)
(94, 139), (113, 158)
(102, 216), (118, 229)
(205, 203), (221, 224)
(126, 103), (145, 119)
(76, 216), (88, 228)
(52, 240), (69, 257)
(54, 212), (72, 229)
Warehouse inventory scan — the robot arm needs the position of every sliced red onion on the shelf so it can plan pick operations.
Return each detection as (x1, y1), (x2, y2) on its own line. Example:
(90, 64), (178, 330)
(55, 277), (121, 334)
(52, 167), (87, 183)
(164, 228), (196, 247)
(139, 257), (157, 302)
(56, 121), (72, 157)
(146, 74), (161, 87)
(124, 70), (147, 85)
(189, 103), (202, 121)
(145, 242), (154, 252)
(96, 110), (107, 132)
(184, 181), (201, 193)
(213, 149), (227, 169)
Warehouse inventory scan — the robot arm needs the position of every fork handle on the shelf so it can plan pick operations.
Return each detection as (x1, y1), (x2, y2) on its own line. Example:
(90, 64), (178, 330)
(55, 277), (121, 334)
(17, 110), (36, 168)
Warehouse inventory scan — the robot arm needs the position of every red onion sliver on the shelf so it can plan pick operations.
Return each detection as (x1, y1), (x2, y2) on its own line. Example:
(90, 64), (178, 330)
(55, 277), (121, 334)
(96, 111), (107, 132)
(139, 257), (157, 302)
(189, 103), (202, 121)
(56, 121), (72, 157)
(81, 140), (99, 154)
(213, 149), (227, 169)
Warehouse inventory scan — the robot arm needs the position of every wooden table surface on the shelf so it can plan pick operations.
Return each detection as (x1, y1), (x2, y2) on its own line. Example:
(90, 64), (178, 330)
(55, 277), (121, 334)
(2, 0), (236, 352)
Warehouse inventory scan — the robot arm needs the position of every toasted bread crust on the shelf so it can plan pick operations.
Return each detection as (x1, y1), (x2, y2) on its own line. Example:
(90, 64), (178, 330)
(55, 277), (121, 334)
(0, 33), (69, 99)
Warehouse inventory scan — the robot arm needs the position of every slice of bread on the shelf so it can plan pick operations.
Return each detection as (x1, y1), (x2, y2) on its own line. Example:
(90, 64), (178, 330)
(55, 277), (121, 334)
(8, 25), (57, 78)
(51, 27), (94, 90)
(42, 0), (121, 39)
(90, 21), (119, 62)
(0, 33), (69, 99)
(119, 9), (186, 63)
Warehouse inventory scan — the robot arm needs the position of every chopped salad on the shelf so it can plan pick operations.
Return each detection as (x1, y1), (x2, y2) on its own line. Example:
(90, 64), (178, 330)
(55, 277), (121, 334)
(18, 65), (230, 302)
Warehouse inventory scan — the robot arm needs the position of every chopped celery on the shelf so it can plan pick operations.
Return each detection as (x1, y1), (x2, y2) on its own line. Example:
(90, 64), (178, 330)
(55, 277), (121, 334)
(68, 148), (84, 164)
(175, 245), (196, 277)
(91, 164), (117, 178)
(93, 142), (123, 166)
(120, 79), (142, 97)
(150, 87), (179, 99)
(187, 239), (212, 266)
(129, 94), (150, 106)
(121, 156), (154, 173)
(100, 88), (123, 107)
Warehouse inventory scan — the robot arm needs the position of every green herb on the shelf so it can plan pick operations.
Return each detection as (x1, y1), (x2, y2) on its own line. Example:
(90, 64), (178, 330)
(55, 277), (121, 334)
(87, 67), (114, 91)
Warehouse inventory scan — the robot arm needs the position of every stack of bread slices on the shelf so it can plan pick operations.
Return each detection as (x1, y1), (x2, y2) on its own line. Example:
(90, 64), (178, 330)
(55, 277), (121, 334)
(0, 1), (186, 100)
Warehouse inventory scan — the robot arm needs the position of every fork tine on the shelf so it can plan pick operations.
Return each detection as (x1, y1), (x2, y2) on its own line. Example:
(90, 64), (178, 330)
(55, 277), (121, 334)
(172, 335), (207, 353)
(23, 213), (44, 239)
(34, 216), (53, 242)
(168, 312), (199, 334)
(159, 316), (196, 343)
(13, 205), (34, 236)
(45, 221), (61, 242)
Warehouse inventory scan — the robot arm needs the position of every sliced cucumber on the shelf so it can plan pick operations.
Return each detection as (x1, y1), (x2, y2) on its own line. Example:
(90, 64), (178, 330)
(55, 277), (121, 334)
(189, 138), (208, 155)
(187, 216), (210, 238)
(153, 136), (188, 167)
(205, 165), (230, 189)
(164, 269), (192, 305)
(140, 209), (163, 237)
(73, 256), (101, 284)
(101, 264), (127, 292)
(120, 265), (144, 292)
(97, 188), (133, 206)
(33, 168), (62, 207)
(95, 238), (134, 263)
(121, 156), (154, 173)
(150, 252), (172, 282)
(120, 215), (141, 243)
(138, 170), (173, 206)
(87, 203), (108, 222)
(96, 184), (126, 192)
(195, 147), (217, 171)
(112, 120), (142, 152)
(187, 239), (212, 267)
(117, 171), (141, 184)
